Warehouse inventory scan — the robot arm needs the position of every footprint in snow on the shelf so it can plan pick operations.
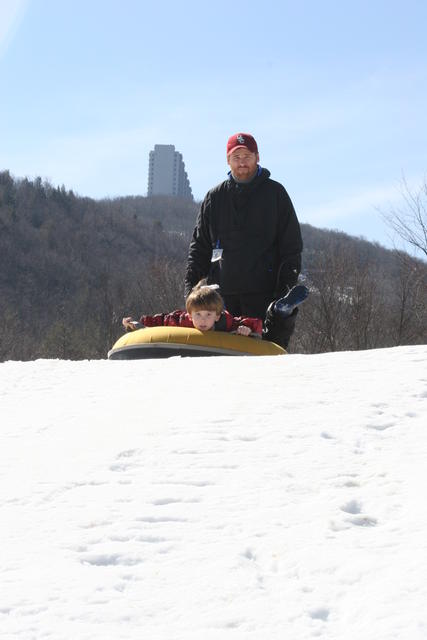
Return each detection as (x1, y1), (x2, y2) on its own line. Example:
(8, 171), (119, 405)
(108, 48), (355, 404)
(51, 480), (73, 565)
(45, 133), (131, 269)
(331, 500), (377, 530)
(342, 479), (360, 488)
(110, 449), (142, 472)
(136, 515), (189, 523)
(320, 431), (334, 439)
(117, 449), (140, 458)
(347, 515), (377, 527)
(151, 497), (201, 506)
(367, 421), (396, 431)
(241, 547), (256, 561)
(80, 553), (142, 567)
(309, 607), (330, 621)
(340, 499), (362, 515)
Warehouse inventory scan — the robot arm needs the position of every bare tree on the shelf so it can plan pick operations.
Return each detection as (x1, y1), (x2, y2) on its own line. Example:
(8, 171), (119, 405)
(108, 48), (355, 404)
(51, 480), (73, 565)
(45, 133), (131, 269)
(134, 258), (187, 314)
(295, 239), (353, 353)
(382, 177), (427, 258)
(295, 238), (391, 353)
(389, 251), (427, 345)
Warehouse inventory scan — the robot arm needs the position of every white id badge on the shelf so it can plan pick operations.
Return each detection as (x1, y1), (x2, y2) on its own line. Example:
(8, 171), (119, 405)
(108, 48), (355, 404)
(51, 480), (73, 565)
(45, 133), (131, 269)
(211, 248), (223, 262)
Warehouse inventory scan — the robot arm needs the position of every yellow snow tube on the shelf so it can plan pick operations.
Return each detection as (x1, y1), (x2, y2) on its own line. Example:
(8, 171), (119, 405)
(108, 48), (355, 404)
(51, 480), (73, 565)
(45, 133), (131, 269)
(108, 326), (286, 359)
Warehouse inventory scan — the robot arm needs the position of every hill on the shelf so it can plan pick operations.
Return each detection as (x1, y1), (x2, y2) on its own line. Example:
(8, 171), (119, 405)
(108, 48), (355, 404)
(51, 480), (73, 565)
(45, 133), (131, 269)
(1, 170), (426, 360)
(1, 347), (426, 639)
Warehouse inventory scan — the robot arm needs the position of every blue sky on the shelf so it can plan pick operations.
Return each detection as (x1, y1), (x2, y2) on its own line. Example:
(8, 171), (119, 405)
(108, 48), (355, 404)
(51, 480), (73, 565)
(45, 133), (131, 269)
(1, 0), (427, 248)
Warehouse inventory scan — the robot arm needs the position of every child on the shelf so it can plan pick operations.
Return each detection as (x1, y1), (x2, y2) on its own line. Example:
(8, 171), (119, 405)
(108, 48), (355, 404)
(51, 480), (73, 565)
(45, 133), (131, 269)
(122, 280), (309, 341)
(122, 279), (262, 336)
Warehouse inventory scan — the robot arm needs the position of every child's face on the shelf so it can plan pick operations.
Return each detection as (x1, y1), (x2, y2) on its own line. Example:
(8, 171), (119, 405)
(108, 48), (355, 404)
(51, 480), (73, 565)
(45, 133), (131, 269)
(190, 308), (220, 331)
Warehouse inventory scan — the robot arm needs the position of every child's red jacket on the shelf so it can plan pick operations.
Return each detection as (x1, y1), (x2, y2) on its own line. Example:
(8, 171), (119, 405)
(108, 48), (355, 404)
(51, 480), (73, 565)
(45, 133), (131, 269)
(140, 310), (262, 335)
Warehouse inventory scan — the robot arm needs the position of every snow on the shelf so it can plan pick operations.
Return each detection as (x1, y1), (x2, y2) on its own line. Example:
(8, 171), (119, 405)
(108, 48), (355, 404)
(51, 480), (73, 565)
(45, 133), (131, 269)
(1, 345), (427, 640)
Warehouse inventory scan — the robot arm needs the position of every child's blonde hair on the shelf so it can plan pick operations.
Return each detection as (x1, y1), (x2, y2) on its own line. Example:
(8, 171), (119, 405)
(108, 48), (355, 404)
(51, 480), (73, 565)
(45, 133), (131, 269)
(185, 279), (224, 315)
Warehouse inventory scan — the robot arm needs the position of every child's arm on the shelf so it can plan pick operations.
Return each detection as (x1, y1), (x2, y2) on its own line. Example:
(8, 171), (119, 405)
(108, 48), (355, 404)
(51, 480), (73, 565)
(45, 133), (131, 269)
(141, 310), (193, 328)
(141, 313), (169, 327)
(225, 312), (263, 336)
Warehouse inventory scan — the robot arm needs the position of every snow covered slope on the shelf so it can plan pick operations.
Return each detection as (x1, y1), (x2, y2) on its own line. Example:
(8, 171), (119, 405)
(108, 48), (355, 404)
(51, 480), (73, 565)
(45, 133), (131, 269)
(1, 346), (427, 640)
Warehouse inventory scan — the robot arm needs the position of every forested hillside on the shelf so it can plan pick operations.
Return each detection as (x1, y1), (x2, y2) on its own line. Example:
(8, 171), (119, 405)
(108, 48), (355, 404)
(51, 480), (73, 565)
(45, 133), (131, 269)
(0, 172), (191, 360)
(1, 170), (426, 360)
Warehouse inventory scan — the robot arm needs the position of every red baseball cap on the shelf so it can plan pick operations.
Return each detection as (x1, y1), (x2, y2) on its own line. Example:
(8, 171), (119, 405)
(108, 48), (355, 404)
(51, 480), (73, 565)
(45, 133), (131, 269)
(227, 132), (258, 156)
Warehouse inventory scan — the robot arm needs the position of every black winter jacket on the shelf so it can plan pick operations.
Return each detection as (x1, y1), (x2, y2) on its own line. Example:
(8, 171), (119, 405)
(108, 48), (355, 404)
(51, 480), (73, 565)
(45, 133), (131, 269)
(185, 168), (303, 298)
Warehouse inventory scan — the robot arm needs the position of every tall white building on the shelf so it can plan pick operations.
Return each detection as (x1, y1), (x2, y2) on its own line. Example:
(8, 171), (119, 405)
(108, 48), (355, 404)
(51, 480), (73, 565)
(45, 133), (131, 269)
(147, 144), (193, 199)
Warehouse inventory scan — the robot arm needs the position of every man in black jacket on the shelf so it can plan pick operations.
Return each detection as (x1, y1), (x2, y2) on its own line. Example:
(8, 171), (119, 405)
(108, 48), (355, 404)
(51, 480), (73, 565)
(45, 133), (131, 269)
(185, 132), (304, 349)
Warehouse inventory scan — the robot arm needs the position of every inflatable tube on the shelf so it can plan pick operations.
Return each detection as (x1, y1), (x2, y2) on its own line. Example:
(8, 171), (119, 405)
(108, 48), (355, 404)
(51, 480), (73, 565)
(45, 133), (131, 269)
(108, 326), (286, 360)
